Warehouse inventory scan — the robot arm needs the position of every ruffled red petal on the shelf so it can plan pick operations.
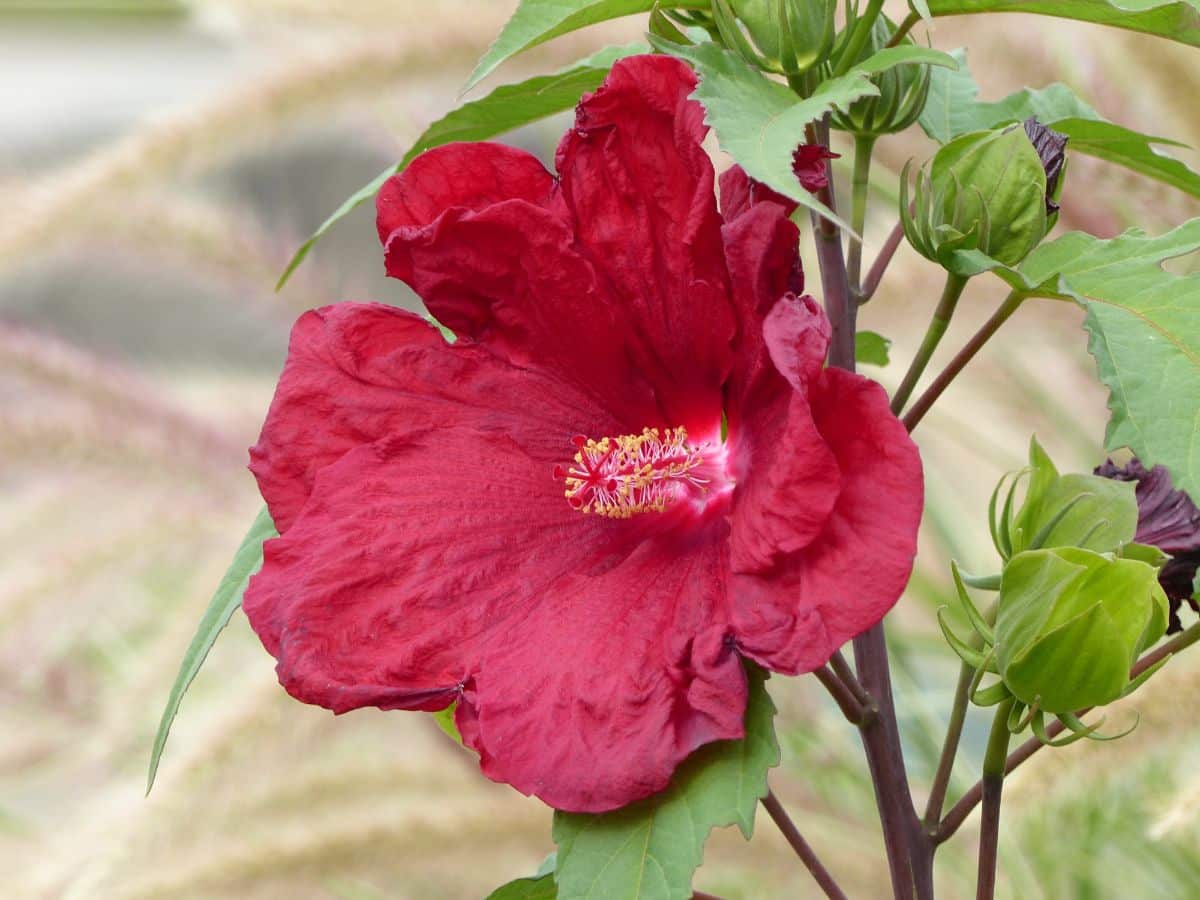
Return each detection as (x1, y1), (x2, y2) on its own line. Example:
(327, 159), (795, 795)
(245, 302), (744, 812)
(456, 534), (745, 812)
(553, 55), (735, 432)
(762, 293), (832, 394)
(250, 301), (632, 530)
(731, 368), (924, 674)
(379, 55), (735, 438)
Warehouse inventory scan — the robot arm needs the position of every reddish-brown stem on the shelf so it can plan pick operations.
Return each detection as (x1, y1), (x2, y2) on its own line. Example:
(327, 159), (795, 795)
(761, 791), (850, 900)
(830, 649), (871, 708)
(806, 116), (919, 900)
(902, 292), (1025, 432)
(860, 219), (905, 304)
(815, 665), (866, 724)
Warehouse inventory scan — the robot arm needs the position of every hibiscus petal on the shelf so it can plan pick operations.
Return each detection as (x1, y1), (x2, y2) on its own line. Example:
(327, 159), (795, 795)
(554, 54), (736, 433)
(719, 165), (797, 221)
(763, 293), (832, 394)
(249, 445), (745, 811)
(249, 302), (625, 533)
(458, 534), (745, 813)
(376, 141), (556, 242)
(730, 392), (840, 573)
(720, 179), (803, 442)
(382, 199), (667, 429)
(731, 369), (923, 674)
(245, 422), (635, 706)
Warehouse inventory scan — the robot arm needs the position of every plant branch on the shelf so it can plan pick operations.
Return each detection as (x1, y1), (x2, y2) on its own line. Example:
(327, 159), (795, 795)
(815, 665), (867, 724)
(847, 135), (876, 298)
(902, 292), (1025, 432)
(762, 791), (851, 900)
(891, 271), (970, 416)
(885, 11), (921, 48)
(807, 117), (916, 900)
(937, 622), (1200, 843)
(806, 121), (857, 367)
(830, 649), (871, 708)
(976, 699), (1015, 900)
(860, 219), (904, 304)
(834, 0), (886, 76)
(923, 661), (974, 830)
(854, 625), (921, 899)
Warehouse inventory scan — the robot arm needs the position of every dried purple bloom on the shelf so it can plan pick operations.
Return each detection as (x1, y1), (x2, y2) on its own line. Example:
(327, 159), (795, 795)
(1023, 118), (1068, 215)
(1096, 458), (1200, 632)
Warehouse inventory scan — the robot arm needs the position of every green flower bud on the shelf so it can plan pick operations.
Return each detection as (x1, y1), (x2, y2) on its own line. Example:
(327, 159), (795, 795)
(902, 125), (1055, 274)
(715, 0), (835, 75)
(992, 436), (1139, 560)
(993, 547), (1168, 713)
(829, 16), (932, 137)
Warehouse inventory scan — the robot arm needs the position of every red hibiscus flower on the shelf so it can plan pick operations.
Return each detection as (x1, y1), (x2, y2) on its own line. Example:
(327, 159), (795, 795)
(244, 55), (923, 813)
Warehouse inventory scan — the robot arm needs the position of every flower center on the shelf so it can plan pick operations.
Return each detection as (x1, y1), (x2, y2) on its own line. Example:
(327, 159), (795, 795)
(553, 427), (710, 518)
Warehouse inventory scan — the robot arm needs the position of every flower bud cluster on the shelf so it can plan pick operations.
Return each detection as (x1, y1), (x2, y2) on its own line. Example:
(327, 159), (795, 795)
(942, 438), (1169, 742)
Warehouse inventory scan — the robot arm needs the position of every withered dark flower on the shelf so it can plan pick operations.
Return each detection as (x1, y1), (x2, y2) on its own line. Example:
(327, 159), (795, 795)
(1096, 458), (1200, 633)
(1023, 117), (1068, 215)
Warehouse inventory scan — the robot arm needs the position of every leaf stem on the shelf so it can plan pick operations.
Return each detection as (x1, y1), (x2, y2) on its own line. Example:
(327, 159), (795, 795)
(937, 622), (1200, 843)
(833, 0), (886, 76)
(890, 271), (971, 416)
(815, 665), (866, 724)
(902, 292), (1025, 432)
(885, 11), (921, 49)
(830, 649), (871, 708)
(976, 699), (1015, 900)
(861, 219), (904, 304)
(761, 791), (850, 900)
(848, 135), (876, 298)
(923, 661), (974, 830)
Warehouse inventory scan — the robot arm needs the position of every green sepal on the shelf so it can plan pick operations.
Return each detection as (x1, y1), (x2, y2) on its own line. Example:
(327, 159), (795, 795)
(1010, 437), (1138, 557)
(938, 608), (990, 669)
(994, 548), (1169, 713)
(952, 560), (995, 644)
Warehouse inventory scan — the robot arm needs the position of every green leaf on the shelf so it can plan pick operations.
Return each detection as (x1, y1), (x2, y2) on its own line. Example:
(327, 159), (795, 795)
(146, 505), (276, 793)
(487, 874), (558, 900)
(650, 39), (872, 232)
(855, 330), (891, 366)
(918, 50), (1200, 199)
(970, 222), (1200, 500)
(432, 703), (464, 745)
(277, 45), (645, 290)
(925, 0), (1200, 50)
(1053, 117), (1200, 198)
(464, 0), (705, 91)
(552, 666), (778, 900)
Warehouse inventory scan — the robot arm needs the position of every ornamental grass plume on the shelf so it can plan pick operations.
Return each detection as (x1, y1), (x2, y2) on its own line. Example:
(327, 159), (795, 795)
(243, 55), (923, 813)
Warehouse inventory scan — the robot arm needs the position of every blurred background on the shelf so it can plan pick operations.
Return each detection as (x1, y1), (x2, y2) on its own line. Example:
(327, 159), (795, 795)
(2, 1), (1199, 897)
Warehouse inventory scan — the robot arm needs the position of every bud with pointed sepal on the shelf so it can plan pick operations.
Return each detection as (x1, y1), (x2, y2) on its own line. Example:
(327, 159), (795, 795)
(713, 0), (836, 76)
(990, 436), (1139, 561)
(902, 122), (1068, 274)
(829, 15), (932, 137)
(940, 548), (1169, 746)
(992, 547), (1168, 714)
